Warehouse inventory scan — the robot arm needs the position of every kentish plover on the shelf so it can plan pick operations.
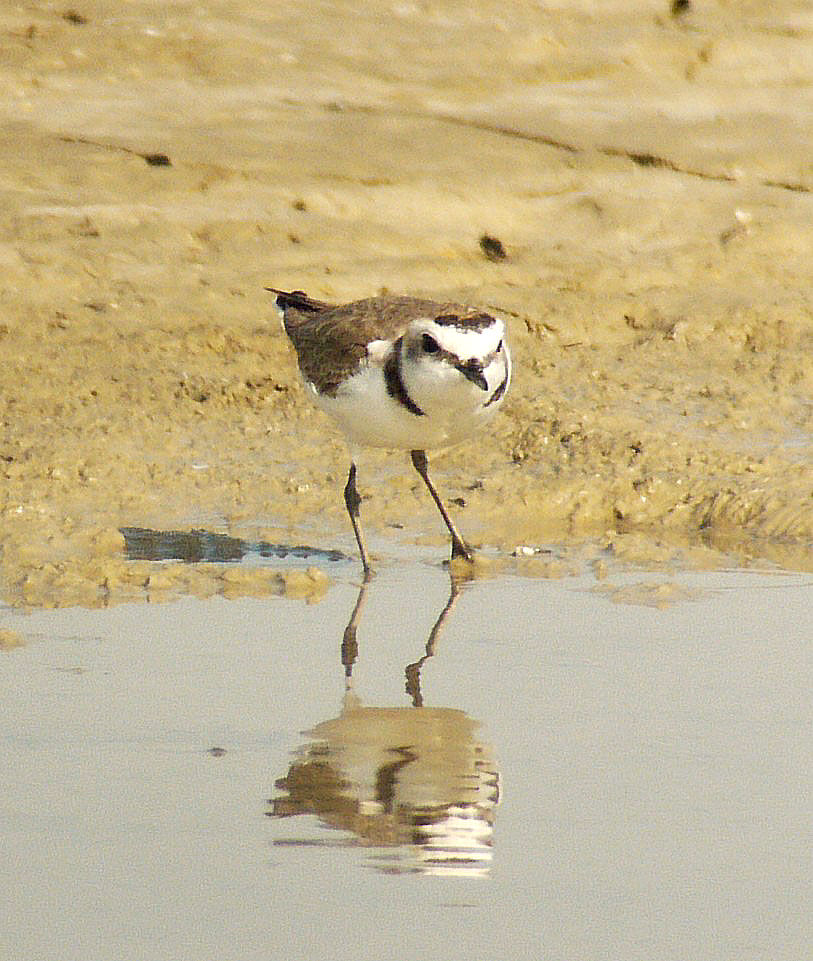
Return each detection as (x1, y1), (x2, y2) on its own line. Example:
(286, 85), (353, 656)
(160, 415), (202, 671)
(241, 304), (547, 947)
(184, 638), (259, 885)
(271, 288), (511, 573)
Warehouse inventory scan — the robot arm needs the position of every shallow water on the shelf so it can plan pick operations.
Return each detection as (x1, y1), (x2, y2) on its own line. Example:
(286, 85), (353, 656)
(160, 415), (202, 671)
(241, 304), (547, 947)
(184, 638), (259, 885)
(2, 560), (810, 961)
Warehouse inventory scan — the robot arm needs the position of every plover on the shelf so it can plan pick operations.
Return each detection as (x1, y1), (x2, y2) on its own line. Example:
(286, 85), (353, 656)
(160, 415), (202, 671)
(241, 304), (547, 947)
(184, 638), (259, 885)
(270, 288), (511, 573)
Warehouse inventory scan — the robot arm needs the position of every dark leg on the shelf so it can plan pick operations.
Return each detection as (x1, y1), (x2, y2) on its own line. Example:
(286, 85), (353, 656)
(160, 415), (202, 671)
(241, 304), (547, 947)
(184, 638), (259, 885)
(341, 575), (371, 683)
(344, 462), (372, 575)
(405, 572), (462, 707)
(410, 450), (473, 563)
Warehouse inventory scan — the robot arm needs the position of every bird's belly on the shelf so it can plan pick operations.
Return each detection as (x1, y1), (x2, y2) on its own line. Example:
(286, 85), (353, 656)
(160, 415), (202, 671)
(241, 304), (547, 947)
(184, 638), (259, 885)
(310, 367), (497, 451)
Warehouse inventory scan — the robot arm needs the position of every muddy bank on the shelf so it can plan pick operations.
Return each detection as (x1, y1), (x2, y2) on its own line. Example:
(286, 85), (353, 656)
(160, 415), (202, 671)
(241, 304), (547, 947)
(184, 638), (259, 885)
(1, 1), (811, 606)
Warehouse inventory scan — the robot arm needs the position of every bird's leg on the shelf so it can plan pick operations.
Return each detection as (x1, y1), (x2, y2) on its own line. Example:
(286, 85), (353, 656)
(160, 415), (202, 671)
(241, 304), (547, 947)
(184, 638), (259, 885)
(409, 450), (473, 563)
(344, 462), (372, 575)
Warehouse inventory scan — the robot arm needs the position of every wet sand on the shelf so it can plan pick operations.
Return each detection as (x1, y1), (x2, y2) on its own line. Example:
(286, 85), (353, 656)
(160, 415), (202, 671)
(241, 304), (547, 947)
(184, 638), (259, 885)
(1, 1), (812, 606)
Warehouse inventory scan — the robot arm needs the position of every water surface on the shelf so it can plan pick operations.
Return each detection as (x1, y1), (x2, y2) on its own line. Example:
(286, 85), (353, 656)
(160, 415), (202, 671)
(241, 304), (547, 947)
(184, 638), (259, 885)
(2, 562), (809, 960)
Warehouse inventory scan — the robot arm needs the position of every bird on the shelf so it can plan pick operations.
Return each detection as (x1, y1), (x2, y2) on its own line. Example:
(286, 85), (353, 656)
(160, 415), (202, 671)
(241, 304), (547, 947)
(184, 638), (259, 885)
(270, 287), (511, 574)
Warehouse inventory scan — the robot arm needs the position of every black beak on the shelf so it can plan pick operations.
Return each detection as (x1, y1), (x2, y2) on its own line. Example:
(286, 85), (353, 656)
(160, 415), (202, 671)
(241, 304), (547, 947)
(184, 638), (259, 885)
(457, 360), (488, 391)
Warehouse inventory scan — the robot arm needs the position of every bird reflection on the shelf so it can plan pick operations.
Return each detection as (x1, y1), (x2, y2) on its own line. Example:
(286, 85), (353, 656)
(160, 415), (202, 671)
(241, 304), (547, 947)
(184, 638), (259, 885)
(269, 572), (500, 877)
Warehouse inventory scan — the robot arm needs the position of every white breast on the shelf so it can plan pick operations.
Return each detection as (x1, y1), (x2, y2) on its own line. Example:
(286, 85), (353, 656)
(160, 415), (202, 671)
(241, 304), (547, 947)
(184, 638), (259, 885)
(312, 344), (510, 451)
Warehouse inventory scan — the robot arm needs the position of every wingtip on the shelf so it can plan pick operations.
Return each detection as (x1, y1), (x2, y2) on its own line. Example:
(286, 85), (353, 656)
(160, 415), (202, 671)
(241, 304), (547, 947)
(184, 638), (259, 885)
(265, 287), (329, 312)
(264, 286), (296, 310)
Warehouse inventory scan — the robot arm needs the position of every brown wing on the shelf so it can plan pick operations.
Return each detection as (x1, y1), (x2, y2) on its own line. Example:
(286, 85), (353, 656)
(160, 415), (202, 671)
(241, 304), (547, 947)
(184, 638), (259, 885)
(281, 305), (373, 395)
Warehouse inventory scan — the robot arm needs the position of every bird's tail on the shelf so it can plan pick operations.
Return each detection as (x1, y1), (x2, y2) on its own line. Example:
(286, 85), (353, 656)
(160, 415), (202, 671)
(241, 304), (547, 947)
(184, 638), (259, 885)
(265, 287), (333, 313)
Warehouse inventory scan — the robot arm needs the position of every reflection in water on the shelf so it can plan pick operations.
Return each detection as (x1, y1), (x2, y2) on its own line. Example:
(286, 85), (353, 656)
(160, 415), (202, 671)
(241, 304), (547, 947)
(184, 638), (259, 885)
(120, 526), (347, 564)
(269, 575), (500, 877)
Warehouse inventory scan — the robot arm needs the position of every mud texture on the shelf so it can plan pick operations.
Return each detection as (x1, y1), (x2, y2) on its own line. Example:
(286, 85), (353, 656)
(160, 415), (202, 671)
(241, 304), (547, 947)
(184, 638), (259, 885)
(1, 1), (811, 606)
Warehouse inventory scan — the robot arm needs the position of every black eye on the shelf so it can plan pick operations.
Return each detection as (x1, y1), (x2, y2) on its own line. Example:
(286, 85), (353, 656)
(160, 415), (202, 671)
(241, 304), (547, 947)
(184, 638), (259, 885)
(497, 339), (503, 351)
(422, 333), (440, 353)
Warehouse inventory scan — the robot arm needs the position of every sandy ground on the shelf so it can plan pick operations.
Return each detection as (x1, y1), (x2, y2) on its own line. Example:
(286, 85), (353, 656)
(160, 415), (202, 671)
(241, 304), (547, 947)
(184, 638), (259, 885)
(1, 0), (811, 607)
